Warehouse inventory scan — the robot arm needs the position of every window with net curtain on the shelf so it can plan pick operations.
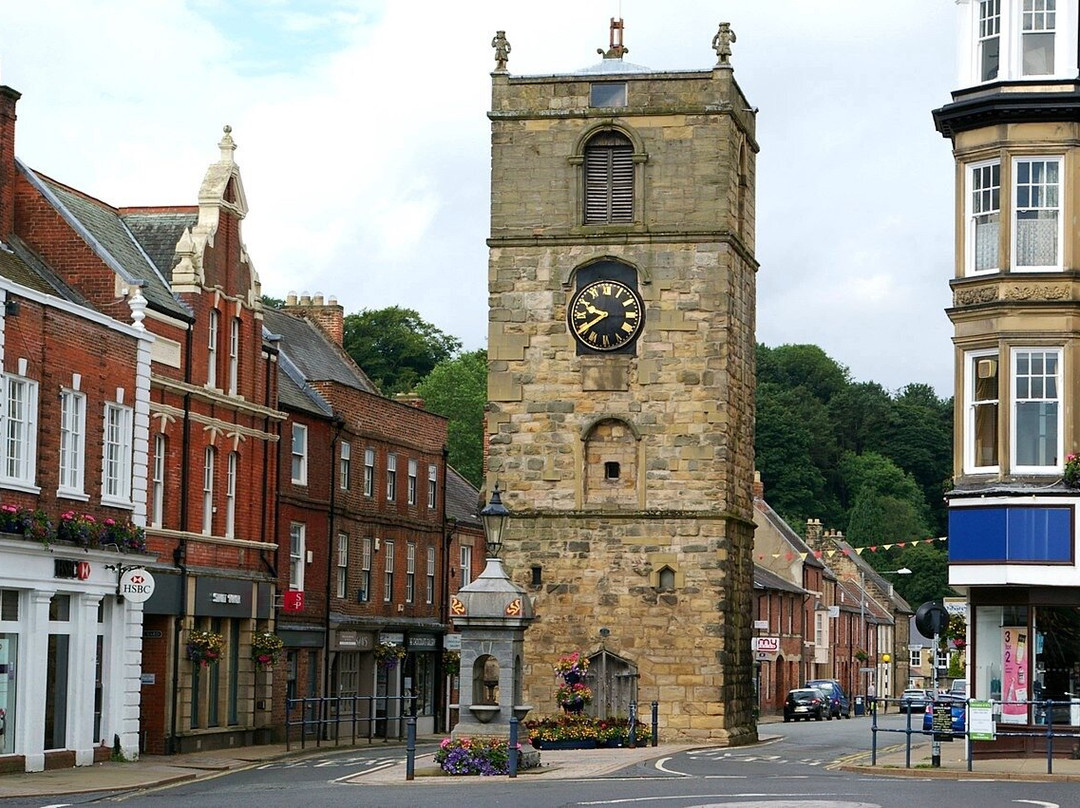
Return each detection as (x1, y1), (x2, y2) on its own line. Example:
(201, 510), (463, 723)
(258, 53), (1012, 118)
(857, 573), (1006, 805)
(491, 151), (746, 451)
(584, 131), (634, 225)
(1014, 158), (1059, 268)
(971, 162), (999, 272)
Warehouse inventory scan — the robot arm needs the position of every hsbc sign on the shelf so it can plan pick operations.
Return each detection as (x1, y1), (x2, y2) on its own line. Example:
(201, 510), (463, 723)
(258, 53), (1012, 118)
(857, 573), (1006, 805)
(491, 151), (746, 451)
(119, 568), (156, 603)
(54, 559), (92, 580)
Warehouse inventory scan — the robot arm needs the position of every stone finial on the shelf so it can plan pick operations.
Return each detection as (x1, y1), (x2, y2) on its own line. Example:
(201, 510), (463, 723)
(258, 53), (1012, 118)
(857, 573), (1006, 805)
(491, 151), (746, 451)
(218, 124), (236, 163)
(128, 287), (147, 331)
(712, 22), (736, 66)
(492, 30), (511, 72)
(598, 17), (628, 59)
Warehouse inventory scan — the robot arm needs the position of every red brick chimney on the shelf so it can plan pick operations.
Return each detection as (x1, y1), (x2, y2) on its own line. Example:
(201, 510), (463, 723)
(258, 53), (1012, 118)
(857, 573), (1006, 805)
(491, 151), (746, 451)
(283, 292), (344, 346)
(0, 86), (21, 240)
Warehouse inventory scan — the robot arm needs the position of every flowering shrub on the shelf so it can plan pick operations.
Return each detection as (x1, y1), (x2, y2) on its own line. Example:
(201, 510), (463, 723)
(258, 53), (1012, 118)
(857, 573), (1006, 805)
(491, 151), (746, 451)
(100, 517), (147, 552)
(556, 682), (593, 711)
(0, 504), (52, 542)
(525, 714), (648, 745)
(553, 651), (589, 678)
(433, 736), (536, 775)
(187, 630), (225, 667)
(374, 640), (407, 669)
(1065, 454), (1080, 487)
(57, 511), (99, 547)
(251, 631), (284, 669)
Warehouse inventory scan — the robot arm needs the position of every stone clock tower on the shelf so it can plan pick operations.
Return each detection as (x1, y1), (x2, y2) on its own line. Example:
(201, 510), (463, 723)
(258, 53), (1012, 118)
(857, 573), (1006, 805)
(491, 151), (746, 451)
(485, 21), (758, 744)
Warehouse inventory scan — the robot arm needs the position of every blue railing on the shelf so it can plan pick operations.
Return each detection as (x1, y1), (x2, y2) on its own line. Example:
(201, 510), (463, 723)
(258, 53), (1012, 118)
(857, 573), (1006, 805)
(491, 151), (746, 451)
(869, 696), (1080, 774)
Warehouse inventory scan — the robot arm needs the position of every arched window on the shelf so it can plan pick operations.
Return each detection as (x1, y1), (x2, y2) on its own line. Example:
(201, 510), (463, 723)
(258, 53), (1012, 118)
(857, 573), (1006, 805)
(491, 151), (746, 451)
(584, 131), (634, 224)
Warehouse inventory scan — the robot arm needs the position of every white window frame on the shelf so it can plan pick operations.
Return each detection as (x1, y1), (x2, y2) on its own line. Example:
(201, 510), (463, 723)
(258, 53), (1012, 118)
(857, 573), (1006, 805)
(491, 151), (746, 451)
(1012, 155), (1063, 272)
(291, 423), (308, 485)
(936, 649), (950, 670)
(386, 454), (396, 501)
(1011, 347), (1062, 473)
(407, 459), (417, 505)
(384, 539), (395, 603)
(966, 159), (1001, 275)
(102, 403), (133, 505)
(337, 533), (348, 599)
(1, 374), (38, 490)
(460, 545), (472, 587)
(965, 349), (1001, 474)
(58, 389), (86, 496)
(427, 464), (437, 509)
(360, 537), (372, 602)
(207, 309), (219, 388)
(290, 522), (306, 591)
(426, 546), (435, 605)
(225, 451), (237, 538)
(151, 434), (165, 528)
(339, 441), (351, 491)
(977, 0), (1001, 82)
(966, 0), (1073, 84)
(406, 542), (415, 603)
(228, 316), (240, 395)
(202, 446), (215, 535)
(814, 611), (825, 647)
(1021, 0), (1057, 77)
(910, 648), (922, 669)
(364, 448), (375, 497)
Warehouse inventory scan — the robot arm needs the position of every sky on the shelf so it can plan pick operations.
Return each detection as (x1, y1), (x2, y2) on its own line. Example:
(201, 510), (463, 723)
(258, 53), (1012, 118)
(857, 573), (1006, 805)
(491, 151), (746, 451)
(0, 1), (959, 395)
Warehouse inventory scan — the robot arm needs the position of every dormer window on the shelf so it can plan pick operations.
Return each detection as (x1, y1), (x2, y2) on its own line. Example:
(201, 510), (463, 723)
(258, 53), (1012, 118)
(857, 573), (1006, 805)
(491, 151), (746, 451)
(1021, 0), (1055, 76)
(966, 0), (1069, 85)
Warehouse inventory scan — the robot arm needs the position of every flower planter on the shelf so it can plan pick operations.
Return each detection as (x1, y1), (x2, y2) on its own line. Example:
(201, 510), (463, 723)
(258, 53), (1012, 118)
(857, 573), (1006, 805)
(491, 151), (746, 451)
(535, 739), (597, 750)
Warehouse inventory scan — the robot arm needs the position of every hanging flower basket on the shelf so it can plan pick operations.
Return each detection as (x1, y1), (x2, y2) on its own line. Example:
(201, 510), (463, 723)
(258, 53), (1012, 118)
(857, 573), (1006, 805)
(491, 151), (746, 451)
(374, 640), (407, 670)
(557, 682), (592, 714)
(251, 631), (284, 669)
(1065, 454), (1080, 488)
(187, 630), (225, 668)
(443, 649), (461, 677)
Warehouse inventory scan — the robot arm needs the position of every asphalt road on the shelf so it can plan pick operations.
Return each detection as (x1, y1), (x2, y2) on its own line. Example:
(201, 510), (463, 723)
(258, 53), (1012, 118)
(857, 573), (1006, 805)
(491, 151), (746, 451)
(6, 717), (1077, 808)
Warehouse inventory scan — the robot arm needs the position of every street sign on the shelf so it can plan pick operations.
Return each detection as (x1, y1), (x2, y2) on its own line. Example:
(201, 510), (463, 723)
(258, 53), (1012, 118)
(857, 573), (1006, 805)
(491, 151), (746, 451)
(969, 700), (994, 740)
(859, 667), (875, 674)
(932, 703), (955, 741)
(753, 620), (769, 630)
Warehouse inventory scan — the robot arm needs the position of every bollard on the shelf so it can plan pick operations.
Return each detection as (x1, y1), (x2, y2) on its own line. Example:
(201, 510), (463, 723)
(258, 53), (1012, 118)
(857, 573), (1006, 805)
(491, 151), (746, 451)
(405, 717), (416, 781)
(651, 701), (659, 747)
(509, 717), (519, 778)
(628, 701), (637, 748)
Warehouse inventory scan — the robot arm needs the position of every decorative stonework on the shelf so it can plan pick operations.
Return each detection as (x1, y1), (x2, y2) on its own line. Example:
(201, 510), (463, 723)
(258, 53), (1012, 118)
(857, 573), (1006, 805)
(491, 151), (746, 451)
(953, 286), (997, 306)
(1003, 284), (1068, 301)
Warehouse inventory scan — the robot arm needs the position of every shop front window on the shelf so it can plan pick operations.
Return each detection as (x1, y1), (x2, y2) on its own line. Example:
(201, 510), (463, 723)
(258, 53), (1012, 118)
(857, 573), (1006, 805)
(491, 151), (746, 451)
(1033, 605), (1080, 725)
(0, 629), (16, 755)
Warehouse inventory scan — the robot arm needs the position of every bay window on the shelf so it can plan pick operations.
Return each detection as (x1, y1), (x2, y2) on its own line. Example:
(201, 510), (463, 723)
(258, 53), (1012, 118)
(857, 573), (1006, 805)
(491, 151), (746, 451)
(1013, 157), (1061, 271)
(966, 351), (1000, 472)
(968, 160), (1000, 274)
(1012, 348), (1060, 471)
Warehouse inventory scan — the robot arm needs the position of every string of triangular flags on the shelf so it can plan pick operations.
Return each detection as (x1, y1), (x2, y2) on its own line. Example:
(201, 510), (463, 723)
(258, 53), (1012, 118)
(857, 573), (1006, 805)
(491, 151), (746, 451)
(756, 535), (948, 563)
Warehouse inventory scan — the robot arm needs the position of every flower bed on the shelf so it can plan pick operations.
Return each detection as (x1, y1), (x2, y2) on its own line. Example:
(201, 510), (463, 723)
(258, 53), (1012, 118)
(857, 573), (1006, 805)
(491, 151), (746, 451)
(433, 736), (539, 776)
(525, 714), (648, 749)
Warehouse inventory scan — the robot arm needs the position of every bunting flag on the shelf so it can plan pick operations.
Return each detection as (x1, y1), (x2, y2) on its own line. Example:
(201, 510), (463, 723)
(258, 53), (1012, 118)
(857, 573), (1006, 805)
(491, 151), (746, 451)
(754, 537), (948, 565)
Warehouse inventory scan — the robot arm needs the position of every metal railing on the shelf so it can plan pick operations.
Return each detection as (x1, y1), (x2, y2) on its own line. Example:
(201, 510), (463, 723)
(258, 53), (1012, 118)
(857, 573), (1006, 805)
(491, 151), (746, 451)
(284, 694), (417, 751)
(869, 696), (1080, 774)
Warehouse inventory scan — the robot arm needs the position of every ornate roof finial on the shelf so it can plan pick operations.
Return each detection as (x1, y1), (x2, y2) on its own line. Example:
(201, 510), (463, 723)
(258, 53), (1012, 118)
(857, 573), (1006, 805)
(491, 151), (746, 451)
(218, 124), (236, 163)
(712, 22), (736, 67)
(597, 17), (628, 59)
(492, 30), (511, 72)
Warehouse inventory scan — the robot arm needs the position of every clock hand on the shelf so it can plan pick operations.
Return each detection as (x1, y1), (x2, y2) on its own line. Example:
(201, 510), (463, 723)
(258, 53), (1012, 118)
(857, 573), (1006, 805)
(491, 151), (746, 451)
(576, 309), (608, 334)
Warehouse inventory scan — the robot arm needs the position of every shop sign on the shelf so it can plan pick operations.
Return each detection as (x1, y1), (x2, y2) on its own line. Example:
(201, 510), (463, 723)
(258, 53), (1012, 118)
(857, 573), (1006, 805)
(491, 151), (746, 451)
(282, 590), (304, 612)
(444, 634), (462, 651)
(334, 631), (373, 651)
(54, 559), (91, 581)
(380, 632), (404, 645)
(119, 569), (156, 603)
(408, 634), (437, 651)
(752, 637), (780, 653)
(195, 577), (252, 616)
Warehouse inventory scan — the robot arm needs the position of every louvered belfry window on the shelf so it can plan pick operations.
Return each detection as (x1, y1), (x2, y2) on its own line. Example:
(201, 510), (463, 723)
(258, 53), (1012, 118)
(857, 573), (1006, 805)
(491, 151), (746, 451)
(584, 131), (634, 224)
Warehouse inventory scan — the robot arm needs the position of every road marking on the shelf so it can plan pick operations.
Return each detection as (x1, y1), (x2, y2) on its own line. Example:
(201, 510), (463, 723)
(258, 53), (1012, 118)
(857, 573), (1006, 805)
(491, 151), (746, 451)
(331, 761), (396, 782)
(653, 756), (693, 776)
(1014, 801), (1059, 808)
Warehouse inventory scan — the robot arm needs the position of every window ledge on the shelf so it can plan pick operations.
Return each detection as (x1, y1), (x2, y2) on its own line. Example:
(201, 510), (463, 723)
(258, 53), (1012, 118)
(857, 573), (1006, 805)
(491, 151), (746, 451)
(57, 489), (90, 502)
(100, 496), (134, 510)
(0, 480), (41, 496)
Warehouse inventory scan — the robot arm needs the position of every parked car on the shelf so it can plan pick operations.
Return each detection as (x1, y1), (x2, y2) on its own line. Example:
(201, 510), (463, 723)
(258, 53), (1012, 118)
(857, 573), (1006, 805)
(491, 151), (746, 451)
(922, 694), (966, 734)
(805, 679), (851, 719)
(949, 679), (967, 698)
(899, 688), (933, 713)
(784, 687), (828, 722)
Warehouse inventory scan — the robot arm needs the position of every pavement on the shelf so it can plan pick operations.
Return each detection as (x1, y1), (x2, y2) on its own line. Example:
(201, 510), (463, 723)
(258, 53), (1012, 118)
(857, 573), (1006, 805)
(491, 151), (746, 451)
(3, 713), (1080, 798)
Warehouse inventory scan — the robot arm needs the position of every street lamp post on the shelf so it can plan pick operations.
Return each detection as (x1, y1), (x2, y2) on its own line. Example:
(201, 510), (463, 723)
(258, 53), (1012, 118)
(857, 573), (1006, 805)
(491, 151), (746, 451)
(859, 567), (911, 710)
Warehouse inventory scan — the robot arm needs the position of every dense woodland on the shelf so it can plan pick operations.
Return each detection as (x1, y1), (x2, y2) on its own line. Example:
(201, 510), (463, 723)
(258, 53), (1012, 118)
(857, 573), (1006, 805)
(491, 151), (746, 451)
(278, 301), (955, 608)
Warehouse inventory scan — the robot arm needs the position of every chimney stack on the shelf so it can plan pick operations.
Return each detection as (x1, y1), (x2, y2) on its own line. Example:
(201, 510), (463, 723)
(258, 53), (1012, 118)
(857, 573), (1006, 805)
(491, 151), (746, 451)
(283, 290), (345, 346)
(752, 470), (764, 500)
(0, 86), (21, 240)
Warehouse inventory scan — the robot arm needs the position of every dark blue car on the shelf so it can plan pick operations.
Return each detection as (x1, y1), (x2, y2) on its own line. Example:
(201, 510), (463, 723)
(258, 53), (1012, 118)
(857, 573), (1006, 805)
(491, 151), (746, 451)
(922, 695), (966, 734)
(805, 679), (851, 719)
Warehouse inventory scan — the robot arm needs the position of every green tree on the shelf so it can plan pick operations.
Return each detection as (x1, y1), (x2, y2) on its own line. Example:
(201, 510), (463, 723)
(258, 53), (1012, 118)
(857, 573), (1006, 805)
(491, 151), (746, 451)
(757, 343), (850, 403)
(883, 384), (953, 535)
(343, 307), (462, 396)
(415, 350), (487, 487)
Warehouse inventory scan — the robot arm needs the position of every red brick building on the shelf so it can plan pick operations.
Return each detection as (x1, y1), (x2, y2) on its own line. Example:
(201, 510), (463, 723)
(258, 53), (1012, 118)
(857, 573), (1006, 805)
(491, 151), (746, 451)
(0, 84), (154, 772)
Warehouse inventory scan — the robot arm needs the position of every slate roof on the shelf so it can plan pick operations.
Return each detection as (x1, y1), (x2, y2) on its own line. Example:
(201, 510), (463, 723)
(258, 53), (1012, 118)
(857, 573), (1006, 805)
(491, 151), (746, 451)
(831, 537), (914, 615)
(754, 497), (827, 570)
(754, 564), (807, 596)
(263, 308), (378, 393)
(19, 163), (189, 320)
(121, 211), (197, 282)
(445, 466), (481, 527)
(0, 238), (80, 299)
(276, 350), (333, 418)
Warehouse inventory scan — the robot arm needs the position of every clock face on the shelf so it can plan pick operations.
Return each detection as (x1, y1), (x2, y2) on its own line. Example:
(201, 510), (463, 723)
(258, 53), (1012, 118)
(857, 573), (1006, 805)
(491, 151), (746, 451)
(567, 279), (644, 351)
